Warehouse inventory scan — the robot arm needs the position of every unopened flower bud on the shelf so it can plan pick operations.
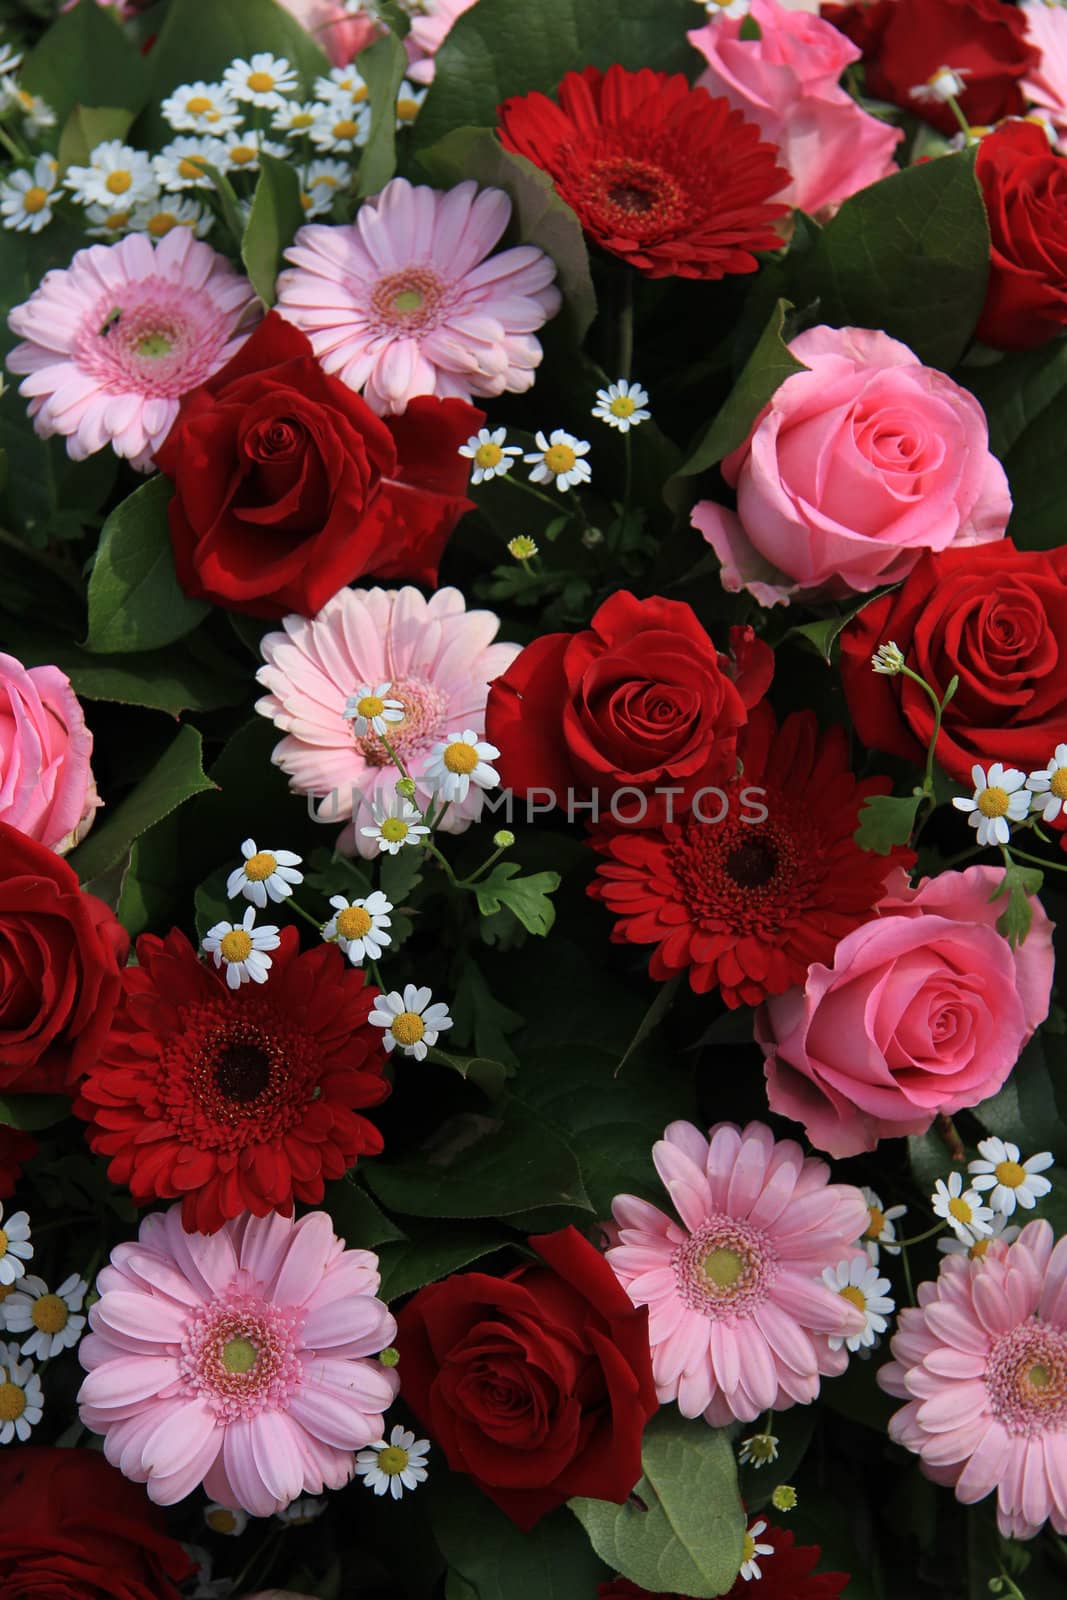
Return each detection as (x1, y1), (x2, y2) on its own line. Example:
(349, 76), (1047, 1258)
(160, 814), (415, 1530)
(772, 1484), (798, 1512)
(395, 777), (417, 801)
(378, 1346), (400, 1368)
(508, 535), (538, 562)
(581, 526), (604, 548)
(493, 830), (515, 849)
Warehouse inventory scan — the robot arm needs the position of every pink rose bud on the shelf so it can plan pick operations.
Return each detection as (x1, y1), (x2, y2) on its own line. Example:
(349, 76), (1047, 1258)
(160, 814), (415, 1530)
(0, 653), (100, 853)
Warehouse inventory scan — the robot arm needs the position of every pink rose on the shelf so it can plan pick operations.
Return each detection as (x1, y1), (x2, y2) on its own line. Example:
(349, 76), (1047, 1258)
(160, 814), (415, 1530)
(756, 866), (1055, 1158)
(689, 0), (902, 216)
(275, 0), (379, 66)
(0, 654), (100, 854)
(691, 324), (1011, 607)
(1021, 0), (1067, 153)
(405, 0), (480, 84)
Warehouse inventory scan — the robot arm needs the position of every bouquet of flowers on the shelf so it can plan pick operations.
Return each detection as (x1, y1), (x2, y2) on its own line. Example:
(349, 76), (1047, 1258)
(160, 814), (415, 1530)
(1, 0), (1066, 1595)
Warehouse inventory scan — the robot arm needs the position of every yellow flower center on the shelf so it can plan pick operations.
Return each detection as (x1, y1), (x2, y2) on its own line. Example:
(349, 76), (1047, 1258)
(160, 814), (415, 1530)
(222, 1336), (258, 1374)
(186, 95), (213, 114)
(610, 394), (637, 418)
(948, 1196), (974, 1225)
(701, 1247), (743, 1290)
(0, 1381), (25, 1422)
(378, 1445), (409, 1474)
(291, 112), (314, 128)
(353, 85), (369, 103)
(337, 906), (373, 940)
(104, 212), (130, 230)
(544, 443), (576, 474)
(230, 144), (256, 165)
(205, 1507), (239, 1533)
(1028, 1363), (1052, 1391)
(333, 118), (358, 139)
(220, 929), (253, 963)
(443, 741), (479, 775)
(243, 851), (277, 882)
(977, 785), (1010, 818)
(393, 287), (424, 314)
(147, 212), (178, 237)
(391, 1011), (425, 1047)
(396, 98), (420, 122)
(969, 1237), (992, 1260)
(995, 1160), (1027, 1189)
(864, 1206), (886, 1241)
(357, 694), (385, 720)
(1051, 767), (1067, 800)
(380, 818), (410, 844)
(23, 186), (48, 214)
(474, 441), (503, 469)
(839, 1285), (867, 1313)
(0, 1230), (8, 1256)
(742, 1533), (756, 1563)
(105, 170), (133, 195)
(247, 71), (276, 93)
(0, 1284), (13, 1304)
(32, 1294), (69, 1334)
(178, 155), (209, 179)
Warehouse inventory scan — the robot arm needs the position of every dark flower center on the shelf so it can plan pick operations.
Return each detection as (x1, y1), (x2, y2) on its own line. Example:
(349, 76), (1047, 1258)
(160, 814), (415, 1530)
(214, 1042), (274, 1103)
(725, 837), (779, 889)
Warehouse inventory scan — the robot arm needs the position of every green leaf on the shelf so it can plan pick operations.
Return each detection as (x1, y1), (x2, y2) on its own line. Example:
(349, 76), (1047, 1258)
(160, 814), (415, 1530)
(430, 1473), (609, 1600)
(799, 148), (990, 370)
(413, 0), (698, 151)
(427, 1046), (514, 1100)
(785, 596), (879, 665)
(356, 30), (408, 198)
(674, 299), (806, 478)
(451, 958), (523, 1070)
(989, 860), (1044, 949)
(570, 1412), (746, 1599)
(739, 14), (761, 39)
(738, 1406), (814, 1513)
(616, 975), (679, 1076)
(86, 476), (208, 654)
(68, 724), (216, 882)
(0, 622), (247, 716)
(445, 1574), (479, 1600)
(193, 865), (232, 943)
(242, 152), (304, 306)
(22, 0), (149, 123)
(474, 863), (560, 936)
(379, 845), (425, 905)
(0, 1094), (69, 1132)
(963, 340), (1067, 460)
(854, 791), (923, 855)
(57, 104), (135, 172)
(323, 1176), (407, 1251)
(375, 1221), (508, 1302)
(419, 127), (596, 346)
(974, 1036), (1067, 1165)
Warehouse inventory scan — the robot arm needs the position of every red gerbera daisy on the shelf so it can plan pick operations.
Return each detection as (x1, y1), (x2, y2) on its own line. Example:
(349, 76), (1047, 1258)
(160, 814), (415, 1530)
(75, 926), (389, 1234)
(588, 706), (913, 1007)
(598, 1523), (850, 1599)
(497, 64), (789, 280)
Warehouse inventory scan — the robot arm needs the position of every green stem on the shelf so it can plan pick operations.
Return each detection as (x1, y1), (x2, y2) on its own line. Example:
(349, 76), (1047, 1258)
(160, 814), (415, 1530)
(945, 93), (972, 139)
(423, 839), (460, 887)
(623, 429), (633, 517)
(1005, 844), (1067, 875)
(617, 267), (634, 381)
(505, 471), (574, 517)
(286, 896), (325, 933)
(899, 664), (949, 798)
(379, 731), (414, 786)
(458, 843), (509, 888)
(367, 957), (384, 991)
(899, 1242), (917, 1308)
(893, 1221), (949, 1249)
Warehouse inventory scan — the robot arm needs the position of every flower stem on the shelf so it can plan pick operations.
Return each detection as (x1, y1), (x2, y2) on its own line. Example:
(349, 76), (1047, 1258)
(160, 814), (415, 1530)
(617, 266), (634, 381)
(935, 1111), (965, 1162)
(893, 1222), (949, 1249)
(505, 471), (573, 517)
(422, 839), (460, 887)
(286, 897), (325, 933)
(458, 843), (508, 888)
(1004, 843), (1067, 875)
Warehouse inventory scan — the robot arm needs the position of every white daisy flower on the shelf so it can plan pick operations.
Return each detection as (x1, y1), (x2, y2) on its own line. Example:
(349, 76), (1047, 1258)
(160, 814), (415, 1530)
(952, 761), (1029, 847)
(131, 195), (213, 240)
(354, 1426), (431, 1498)
(369, 984), (452, 1061)
(322, 890), (393, 964)
(0, 44), (23, 77)
(5, 1273), (86, 1359)
(222, 54), (299, 109)
(737, 1432), (779, 1469)
(83, 203), (137, 240)
(64, 140), (158, 210)
(858, 1187), (908, 1265)
(1, 81), (55, 134)
(298, 157), (350, 216)
(424, 730), (500, 804)
(870, 640), (906, 676)
(222, 130), (287, 174)
(1027, 743), (1067, 822)
(395, 80), (427, 128)
(0, 1208), (32, 1286)
(0, 1342), (42, 1443)
(739, 1519), (774, 1583)
(931, 1172), (995, 1248)
(0, 156), (57, 233)
(226, 839), (304, 908)
(458, 426), (522, 484)
(160, 81), (242, 135)
(361, 793), (431, 856)
(910, 64), (971, 104)
(153, 136), (230, 192)
(344, 682), (405, 738)
(203, 1503), (248, 1536)
(308, 104), (368, 153)
(524, 428), (592, 491)
(202, 906), (281, 989)
(273, 99), (326, 135)
(276, 1496), (326, 1525)
(704, 0), (750, 16)
(314, 65), (369, 106)
(967, 1137), (1054, 1216)
(592, 378), (651, 433)
(938, 1209), (1019, 1259)
(823, 1257), (895, 1353)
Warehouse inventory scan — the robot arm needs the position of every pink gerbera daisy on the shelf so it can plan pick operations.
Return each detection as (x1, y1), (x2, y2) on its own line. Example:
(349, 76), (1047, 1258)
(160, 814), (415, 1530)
(879, 1219), (1067, 1540)
(78, 1204), (398, 1517)
(274, 176), (561, 415)
(606, 1120), (868, 1425)
(7, 228), (258, 469)
(255, 584), (519, 856)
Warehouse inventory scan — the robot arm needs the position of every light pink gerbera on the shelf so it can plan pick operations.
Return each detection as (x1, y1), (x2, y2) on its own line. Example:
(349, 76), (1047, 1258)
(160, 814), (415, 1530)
(7, 228), (258, 470)
(77, 1204), (398, 1517)
(274, 176), (561, 415)
(404, 0), (480, 85)
(606, 1120), (868, 1426)
(255, 584), (519, 856)
(879, 1218), (1067, 1540)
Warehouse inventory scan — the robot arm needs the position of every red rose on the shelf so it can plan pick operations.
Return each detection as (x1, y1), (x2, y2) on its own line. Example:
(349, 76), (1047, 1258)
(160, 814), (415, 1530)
(824, 0), (1036, 136)
(395, 1227), (658, 1530)
(974, 121), (1067, 349)
(0, 821), (128, 1093)
(485, 593), (767, 809)
(840, 540), (1067, 784)
(155, 311), (483, 619)
(0, 1126), (36, 1199)
(0, 1446), (191, 1599)
(597, 1524), (849, 1598)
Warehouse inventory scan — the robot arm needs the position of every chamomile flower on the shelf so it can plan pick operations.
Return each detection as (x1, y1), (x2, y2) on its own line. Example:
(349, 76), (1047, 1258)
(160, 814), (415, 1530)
(298, 157), (350, 216)
(871, 640), (906, 675)
(952, 761), (1029, 847)
(203, 1503), (248, 1536)
(592, 378), (651, 432)
(222, 54), (299, 109)
(308, 104), (368, 153)
(738, 1432), (779, 1468)
(823, 1257), (895, 1353)
(0, 156), (57, 233)
(344, 682), (405, 738)
(739, 1519), (774, 1583)
(160, 81), (242, 135)
(524, 428), (591, 491)
(0, 1208), (32, 1286)
(1027, 743), (1067, 822)
(5, 1273), (86, 1359)
(131, 195), (213, 240)
(424, 730), (500, 804)
(361, 794), (430, 856)
(322, 891), (393, 964)
(967, 1137), (1054, 1216)
(1, 83), (55, 134)
(0, 44), (22, 77)
(0, 1342), (42, 1443)
(315, 66), (369, 106)
(83, 203), (136, 239)
(201, 906), (281, 989)
(222, 130), (286, 174)
(508, 535), (538, 560)
(273, 99), (325, 135)
(858, 1187), (907, 1265)
(153, 136), (229, 192)
(937, 1209), (1019, 1259)
(276, 1496), (326, 1525)
(459, 426), (522, 484)
(369, 985), (452, 1060)
(64, 141), (158, 210)
(395, 80), (427, 128)
(910, 64), (971, 104)
(226, 839), (304, 908)
(355, 1427), (431, 1498)
(931, 1172), (995, 1248)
